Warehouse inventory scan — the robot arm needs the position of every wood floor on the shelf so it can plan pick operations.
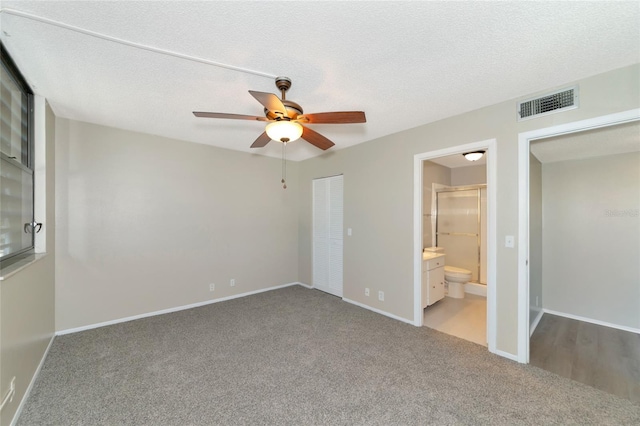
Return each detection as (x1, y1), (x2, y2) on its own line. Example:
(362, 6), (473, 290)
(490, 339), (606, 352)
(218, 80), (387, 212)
(530, 314), (640, 403)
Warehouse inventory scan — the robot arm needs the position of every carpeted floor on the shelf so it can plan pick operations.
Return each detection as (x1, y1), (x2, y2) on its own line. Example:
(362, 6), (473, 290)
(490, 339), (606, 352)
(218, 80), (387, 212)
(17, 286), (640, 425)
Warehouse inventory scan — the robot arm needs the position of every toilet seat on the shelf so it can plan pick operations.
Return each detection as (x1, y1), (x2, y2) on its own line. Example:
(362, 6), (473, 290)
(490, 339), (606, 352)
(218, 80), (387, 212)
(444, 266), (472, 280)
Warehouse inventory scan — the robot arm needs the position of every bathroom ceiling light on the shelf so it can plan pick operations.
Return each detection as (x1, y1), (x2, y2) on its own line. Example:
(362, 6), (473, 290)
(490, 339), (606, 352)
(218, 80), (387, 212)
(463, 151), (485, 161)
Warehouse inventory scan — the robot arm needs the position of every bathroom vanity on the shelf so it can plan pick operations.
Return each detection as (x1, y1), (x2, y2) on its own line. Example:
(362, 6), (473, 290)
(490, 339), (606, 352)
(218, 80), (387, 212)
(422, 252), (445, 307)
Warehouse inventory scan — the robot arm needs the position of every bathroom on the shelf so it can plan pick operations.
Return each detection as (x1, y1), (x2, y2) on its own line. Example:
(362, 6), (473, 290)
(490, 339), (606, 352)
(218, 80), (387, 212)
(422, 151), (488, 346)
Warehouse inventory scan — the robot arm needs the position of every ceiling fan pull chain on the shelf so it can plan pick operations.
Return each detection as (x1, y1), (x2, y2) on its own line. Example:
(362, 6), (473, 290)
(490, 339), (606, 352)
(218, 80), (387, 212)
(281, 141), (287, 189)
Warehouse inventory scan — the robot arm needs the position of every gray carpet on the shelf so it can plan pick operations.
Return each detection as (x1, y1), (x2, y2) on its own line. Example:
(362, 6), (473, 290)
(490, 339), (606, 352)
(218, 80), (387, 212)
(17, 286), (640, 425)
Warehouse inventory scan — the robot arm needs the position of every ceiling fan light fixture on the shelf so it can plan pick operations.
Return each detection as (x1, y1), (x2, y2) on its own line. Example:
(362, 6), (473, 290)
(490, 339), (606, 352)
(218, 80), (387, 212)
(266, 121), (303, 143)
(463, 151), (485, 161)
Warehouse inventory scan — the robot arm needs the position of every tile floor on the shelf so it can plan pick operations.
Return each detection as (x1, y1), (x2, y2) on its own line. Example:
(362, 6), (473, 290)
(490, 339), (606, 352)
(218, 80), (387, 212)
(423, 294), (487, 346)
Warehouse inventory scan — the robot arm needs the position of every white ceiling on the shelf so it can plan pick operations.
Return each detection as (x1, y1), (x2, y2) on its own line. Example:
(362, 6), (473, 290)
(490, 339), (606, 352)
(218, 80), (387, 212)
(531, 120), (640, 163)
(428, 152), (486, 169)
(1, 1), (639, 161)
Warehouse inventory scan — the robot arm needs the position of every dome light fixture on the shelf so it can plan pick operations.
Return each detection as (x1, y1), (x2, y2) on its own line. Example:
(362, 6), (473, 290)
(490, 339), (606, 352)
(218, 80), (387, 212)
(463, 151), (485, 161)
(266, 120), (303, 143)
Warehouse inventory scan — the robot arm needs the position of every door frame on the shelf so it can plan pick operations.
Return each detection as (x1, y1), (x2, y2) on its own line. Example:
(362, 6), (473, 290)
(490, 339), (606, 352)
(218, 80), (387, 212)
(516, 108), (640, 363)
(413, 138), (498, 354)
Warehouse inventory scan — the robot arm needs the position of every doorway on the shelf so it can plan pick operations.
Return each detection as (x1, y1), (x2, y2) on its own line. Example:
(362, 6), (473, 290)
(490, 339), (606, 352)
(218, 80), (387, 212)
(517, 108), (640, 363)
(413, 139), (498, 354)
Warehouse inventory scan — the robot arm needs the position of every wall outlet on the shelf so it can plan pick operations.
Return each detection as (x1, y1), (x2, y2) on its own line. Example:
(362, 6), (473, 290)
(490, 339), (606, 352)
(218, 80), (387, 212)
(505, 235), (515, 248)
(365, 288), (370, 296)
(209, 283), (215, 292)
(536, 296), (539, 307)
(378, 291), (384, 301)
(230, 278), (235, 287)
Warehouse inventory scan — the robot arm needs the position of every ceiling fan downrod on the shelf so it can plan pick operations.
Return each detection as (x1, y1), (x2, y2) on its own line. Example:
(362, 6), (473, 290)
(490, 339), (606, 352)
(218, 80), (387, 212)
(275, 76), (292, 101)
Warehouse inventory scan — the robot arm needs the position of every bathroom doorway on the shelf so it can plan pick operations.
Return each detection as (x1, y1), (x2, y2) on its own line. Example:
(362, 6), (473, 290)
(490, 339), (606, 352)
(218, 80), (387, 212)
(413, 139), (497, 354)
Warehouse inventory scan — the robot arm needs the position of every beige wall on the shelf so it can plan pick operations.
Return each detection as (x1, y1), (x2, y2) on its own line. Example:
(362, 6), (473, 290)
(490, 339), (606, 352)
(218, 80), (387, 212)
(0, 102), (56, 426)
(298, 64), (640, 356)
(422, 161), (451, 247)
(55, 120), (300, 331)
(542, 152), (640, 328)
(451, 164), (486, 186)
(529, 154), (543, 327)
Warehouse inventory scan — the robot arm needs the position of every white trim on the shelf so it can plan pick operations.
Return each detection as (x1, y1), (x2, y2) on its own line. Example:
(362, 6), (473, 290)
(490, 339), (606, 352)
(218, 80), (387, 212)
(56, 282), (305, 336)
(517, 108), (640, 364)
(342, 297), (415, 325)
(10, 335), (55, 426)
(33, 95), (46, 253)
(543, 309), (640, 335)
(529, 309), (544, 337)
(465, 283), (487, 297)
(297, 282), (313, 289)
(493, 349), (519, 363)
(413, 139), (498, 356)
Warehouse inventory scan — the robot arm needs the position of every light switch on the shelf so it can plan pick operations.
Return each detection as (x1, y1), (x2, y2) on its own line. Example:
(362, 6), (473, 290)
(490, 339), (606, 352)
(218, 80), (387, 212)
(505, 235), (515, 248)
(347, 228), (352, 236)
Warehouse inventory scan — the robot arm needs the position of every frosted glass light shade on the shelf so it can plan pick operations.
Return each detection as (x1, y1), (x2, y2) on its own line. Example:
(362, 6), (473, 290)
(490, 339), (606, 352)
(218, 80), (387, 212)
(463, 151), (485, 161)
(266, 121), (303, 143)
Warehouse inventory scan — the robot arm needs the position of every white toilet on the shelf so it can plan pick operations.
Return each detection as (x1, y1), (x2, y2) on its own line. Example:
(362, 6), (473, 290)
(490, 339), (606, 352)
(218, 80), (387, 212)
(443, 265), (472, 298)
(423, 247), (473, 299)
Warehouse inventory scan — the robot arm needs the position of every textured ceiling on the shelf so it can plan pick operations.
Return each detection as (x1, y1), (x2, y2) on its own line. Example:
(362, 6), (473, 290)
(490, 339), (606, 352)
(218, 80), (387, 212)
(1, 1), (639, 161)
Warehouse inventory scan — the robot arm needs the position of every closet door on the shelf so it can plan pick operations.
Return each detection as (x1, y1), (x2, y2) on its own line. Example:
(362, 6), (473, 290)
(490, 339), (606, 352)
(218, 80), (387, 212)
(312, 175), (343, 297)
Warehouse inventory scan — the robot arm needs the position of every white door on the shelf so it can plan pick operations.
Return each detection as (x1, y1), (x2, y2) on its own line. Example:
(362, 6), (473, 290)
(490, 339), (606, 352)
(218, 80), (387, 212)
(312, 175), (343, 297)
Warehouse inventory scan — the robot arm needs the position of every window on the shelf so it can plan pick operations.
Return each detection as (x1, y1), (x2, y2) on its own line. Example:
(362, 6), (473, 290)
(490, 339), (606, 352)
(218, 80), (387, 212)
(0, 42), (36, 268)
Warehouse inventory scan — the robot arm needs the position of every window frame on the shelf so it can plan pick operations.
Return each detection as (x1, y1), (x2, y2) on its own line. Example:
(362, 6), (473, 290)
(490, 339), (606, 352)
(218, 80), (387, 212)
(0, 42), (36, 268)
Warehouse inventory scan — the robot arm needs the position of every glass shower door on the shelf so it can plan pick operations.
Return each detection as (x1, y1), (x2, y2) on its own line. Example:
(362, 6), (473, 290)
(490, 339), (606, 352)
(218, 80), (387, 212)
(436, 189), (480, 282)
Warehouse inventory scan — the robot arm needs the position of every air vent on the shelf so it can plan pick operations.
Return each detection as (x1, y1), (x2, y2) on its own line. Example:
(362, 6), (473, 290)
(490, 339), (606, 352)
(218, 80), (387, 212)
(518, 86), (578, 121)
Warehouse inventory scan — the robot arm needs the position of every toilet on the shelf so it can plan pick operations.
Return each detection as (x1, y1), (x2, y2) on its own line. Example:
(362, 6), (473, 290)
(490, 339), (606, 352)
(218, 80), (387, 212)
(423, 247), (473, 299)
(442, 265), (473, 298)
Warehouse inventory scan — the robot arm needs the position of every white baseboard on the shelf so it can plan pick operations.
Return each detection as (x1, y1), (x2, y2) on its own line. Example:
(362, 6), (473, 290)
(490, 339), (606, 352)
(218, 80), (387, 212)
(543, 309), (640, 334)
(530, 309), (544, 337)
(297, 282), (313, 289)
(56, 282), (305, 336)
(465, 282), (487, 297)
(493, 348), (519, 363)
(342, 297), (414, 326)
(10, 335), (55, 426)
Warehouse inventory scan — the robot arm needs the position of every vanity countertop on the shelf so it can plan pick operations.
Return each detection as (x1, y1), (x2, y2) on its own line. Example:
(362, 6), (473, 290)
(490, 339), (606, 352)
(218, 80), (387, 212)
(423, 252), (445, 261)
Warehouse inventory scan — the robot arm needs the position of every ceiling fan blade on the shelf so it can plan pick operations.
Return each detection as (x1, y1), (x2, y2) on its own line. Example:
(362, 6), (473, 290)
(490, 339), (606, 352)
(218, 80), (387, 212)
(248, 91), (287, 117)
(250, 131), (271, 148)
(301, 126), (335, 150)
(193, 111), (268, 121)
(298, 111), (366, 124)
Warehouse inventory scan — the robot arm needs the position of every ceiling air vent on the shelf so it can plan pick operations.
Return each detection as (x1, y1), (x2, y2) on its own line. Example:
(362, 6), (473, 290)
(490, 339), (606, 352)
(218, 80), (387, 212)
(518, 86), (578, 121)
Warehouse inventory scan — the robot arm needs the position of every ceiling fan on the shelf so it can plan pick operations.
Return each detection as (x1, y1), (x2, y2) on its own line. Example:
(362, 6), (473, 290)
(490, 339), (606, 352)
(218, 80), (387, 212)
(193, 76), (366, 151)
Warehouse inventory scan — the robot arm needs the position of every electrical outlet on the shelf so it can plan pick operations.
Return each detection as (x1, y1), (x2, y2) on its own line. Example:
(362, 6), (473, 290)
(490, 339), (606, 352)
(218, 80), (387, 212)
(230, 278), (235, 287)
(505, 235), (515, 248)
(378, 291), (384, 301)
(209, 283), (215, 292)
(536, 296), (539, 307)
(365, 288), (370, 296)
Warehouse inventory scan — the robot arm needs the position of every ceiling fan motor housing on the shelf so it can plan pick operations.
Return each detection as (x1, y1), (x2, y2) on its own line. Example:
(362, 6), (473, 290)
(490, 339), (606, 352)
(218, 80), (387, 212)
(265, 100), (303, 120)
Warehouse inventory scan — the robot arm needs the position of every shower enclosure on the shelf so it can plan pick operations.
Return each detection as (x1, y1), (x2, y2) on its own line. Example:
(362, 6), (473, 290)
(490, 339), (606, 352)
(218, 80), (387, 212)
(432, 184), (487, 284)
